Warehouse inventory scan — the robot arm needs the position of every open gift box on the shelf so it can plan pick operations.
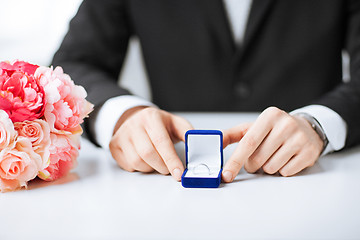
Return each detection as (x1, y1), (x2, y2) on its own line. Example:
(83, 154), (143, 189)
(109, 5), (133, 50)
(181, 130), (223, 188)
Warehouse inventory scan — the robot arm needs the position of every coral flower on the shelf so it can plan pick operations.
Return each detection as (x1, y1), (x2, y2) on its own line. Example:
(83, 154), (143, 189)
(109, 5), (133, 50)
(0, 137), (42, 192)
(14, 119), (51, 170)
(0, 110), (17, 150)
(0, 61), (45, 122)
(38, 133), (79, 181)
(35, 66), (93, 134)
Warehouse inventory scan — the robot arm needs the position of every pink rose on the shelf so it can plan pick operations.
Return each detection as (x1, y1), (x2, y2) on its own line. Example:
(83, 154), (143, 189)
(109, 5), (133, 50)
(0, 110), (17, 150)
(0, 61), (45, 122)
(14, 119), (50, 170)
(38, 133), (79, 181)
(0, 137), (42, 192)
(0, 60), (39, 76)
(35, 66), (93, 134)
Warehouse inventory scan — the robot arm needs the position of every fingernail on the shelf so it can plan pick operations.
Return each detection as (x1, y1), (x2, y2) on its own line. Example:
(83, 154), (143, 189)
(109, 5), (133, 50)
(222, 171), (233, 183)
(172, 168), (182, 181)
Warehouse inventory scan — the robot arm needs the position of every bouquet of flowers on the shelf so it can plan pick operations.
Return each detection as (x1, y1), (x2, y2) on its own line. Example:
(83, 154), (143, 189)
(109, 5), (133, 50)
(0, 60), (93, 192)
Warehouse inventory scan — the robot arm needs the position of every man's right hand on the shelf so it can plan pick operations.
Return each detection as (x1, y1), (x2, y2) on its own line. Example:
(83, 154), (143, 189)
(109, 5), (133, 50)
(109, 106), (193, 181)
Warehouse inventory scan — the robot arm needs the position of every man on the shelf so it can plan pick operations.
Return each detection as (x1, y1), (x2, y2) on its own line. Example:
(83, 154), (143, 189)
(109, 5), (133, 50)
(52, 0), (360, 183)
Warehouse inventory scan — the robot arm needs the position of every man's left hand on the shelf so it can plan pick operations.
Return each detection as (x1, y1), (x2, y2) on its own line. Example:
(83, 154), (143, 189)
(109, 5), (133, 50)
(221, 106), (324, 182)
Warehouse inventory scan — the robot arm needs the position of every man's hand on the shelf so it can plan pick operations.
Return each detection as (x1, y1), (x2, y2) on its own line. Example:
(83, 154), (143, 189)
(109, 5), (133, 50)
(109, 106), (193, 181)
(222, 106), (324, 182)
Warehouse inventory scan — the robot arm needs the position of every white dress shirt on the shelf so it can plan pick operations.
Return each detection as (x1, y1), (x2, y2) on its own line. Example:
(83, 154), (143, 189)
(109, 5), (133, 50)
(94, 0), (347, 154)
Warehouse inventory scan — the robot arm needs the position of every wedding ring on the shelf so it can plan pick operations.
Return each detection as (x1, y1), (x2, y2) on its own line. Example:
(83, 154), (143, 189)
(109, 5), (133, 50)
(193, 163), (211, 175)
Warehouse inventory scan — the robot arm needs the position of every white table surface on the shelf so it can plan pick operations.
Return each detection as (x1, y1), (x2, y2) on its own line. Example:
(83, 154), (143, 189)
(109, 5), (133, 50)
(1, 113), (359, 240)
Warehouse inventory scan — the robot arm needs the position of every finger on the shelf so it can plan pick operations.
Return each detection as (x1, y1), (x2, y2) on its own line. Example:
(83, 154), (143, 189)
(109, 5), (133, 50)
(121, 139), (154, 173)
(261, 141), (297, 174)
(109, 143), (135, 172)
(131, 128), (168, 174)
(166, 113), (194, 142)
(261, 131), (306, 174)
(278, 151), (315, 177)
(145, 115), (185, 181)
(222, 111), (276, 182)
(222, 123), (252, 148)
(244, 115), (299, 174)
(244, 129), (283, 173)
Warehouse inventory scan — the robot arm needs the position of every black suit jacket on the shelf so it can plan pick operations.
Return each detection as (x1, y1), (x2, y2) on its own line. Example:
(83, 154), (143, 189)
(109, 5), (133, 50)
(52, 0), (360, 148)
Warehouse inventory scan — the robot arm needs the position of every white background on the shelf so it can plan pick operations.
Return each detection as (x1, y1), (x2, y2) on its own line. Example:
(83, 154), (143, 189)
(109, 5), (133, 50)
(0, 0), (82, 66)
(0, 0), (152, 100)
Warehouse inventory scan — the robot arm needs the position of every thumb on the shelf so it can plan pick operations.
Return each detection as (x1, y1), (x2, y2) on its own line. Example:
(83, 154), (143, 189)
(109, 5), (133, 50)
(222, 123), (252, 148)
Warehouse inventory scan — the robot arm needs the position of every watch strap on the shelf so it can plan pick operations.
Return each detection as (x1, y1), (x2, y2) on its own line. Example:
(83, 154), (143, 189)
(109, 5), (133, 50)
(294, 112), (329, 154)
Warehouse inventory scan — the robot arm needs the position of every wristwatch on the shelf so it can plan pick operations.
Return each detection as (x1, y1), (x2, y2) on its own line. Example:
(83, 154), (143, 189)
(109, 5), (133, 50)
(294, 112), (329, 154)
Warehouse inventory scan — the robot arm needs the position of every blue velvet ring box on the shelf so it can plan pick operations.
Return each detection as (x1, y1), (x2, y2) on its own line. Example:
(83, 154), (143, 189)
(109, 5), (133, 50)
(181, 130), (223, 188)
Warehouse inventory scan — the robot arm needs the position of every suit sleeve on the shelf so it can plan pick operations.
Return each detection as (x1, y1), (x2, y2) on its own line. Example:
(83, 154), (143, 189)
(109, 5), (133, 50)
(51, 0), (132, 143)
(314, 0), (360, 149)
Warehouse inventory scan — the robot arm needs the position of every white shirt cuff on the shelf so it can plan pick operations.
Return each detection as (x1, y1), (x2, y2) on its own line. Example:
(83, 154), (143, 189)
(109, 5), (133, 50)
(94, 95), (156, 149)
(291, 105), (347, 155)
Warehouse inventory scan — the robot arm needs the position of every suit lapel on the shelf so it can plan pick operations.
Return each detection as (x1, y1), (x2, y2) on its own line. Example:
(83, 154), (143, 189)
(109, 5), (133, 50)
(196, 0), (236, 56)
(195, 0), (274, 60)
(237, 0), (274, 58)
